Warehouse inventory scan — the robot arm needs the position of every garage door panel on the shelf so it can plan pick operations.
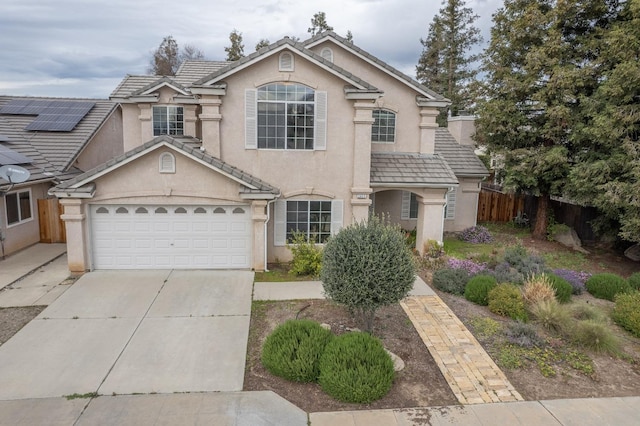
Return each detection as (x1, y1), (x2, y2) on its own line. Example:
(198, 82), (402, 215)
(91, 205), (251, 269)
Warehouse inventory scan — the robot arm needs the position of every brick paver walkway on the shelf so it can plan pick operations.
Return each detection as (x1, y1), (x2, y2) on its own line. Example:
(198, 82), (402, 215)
(401, 295), (523, 405)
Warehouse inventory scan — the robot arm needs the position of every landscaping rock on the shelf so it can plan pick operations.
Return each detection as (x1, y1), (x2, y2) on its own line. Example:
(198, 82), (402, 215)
(320, 323), (331, 331)
(624, 244), (640, 262)
(385, 349), (405, 372)
(554, 228), (589, 254)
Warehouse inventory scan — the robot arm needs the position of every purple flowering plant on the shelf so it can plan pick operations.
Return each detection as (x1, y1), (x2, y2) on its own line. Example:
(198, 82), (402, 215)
(459, 226), (493, 244)
(447, 258), (487, 276)
(553, 269), (591, 295)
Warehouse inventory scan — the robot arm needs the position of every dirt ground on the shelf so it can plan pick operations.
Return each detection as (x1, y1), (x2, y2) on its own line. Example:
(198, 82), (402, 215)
(243, 299), (458, 412)
(0, 306), (45, 346)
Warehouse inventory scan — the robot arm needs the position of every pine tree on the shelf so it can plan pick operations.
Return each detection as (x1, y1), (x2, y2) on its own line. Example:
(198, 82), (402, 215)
(225, 29), (245, 61)
(475, 0), (619, 240)
(149, 36), (180, 75)
(416, 0), (482, 124)
(308, 11), (334, 36)
(255, 39), (270, 51)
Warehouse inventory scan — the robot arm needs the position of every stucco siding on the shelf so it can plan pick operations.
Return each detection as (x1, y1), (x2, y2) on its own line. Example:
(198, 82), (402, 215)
(74, 108), (124, 172)
(1, 183), (49, 256)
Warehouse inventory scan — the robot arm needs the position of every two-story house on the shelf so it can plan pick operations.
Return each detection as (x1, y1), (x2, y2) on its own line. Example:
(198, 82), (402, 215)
(51, 32), (487, 273)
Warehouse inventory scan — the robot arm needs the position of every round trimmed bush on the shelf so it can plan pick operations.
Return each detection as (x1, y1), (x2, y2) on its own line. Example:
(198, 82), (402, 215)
(612, 292), (640, 338)
(585, 273), (631, 301)
(432, 267), (470, 295)
(464, 275), (497, 305)
(628, 272), (640, 291)
(547, 273), (572, 303)
(318, 332), (394, 404)
(261, 319), (333, 382)
(488, 284), (528, 322)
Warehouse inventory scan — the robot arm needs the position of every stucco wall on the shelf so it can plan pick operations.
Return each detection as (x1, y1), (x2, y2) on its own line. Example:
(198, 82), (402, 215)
(1, 183), (50, 256)
(444, 178), (482, 232)
(74, 108), (124, 172)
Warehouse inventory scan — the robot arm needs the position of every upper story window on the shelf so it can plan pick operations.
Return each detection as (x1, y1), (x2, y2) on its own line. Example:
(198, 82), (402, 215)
(4, 189), (32, 226)
(153, 106), (184, 136)
(372, 109), (396, 143)
(257, 83), (315, 150)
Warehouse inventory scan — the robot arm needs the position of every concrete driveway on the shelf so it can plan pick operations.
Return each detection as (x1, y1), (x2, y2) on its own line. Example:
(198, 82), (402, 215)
(0, 270), (253, 400)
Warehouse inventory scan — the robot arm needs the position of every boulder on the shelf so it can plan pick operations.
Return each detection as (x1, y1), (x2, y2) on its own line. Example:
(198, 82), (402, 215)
(385, 349), (405, 372)
(554, 228), (589, 254)
(625, 244), (640, 262)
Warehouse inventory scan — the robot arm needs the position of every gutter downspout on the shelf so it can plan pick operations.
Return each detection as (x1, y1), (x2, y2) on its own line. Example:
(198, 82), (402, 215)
(264, 196), (280, 272)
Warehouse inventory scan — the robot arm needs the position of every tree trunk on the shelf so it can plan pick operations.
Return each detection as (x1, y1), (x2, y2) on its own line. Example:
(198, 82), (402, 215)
(532, 193), (550, 240)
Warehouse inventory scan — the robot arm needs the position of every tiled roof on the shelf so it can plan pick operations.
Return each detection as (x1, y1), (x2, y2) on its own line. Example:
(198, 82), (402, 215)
(53, 135), (279, 195)
(191, 37), (380, 92)
(434, 128), (489, 177)
(0, 96), (118, 185)
(370, 152), (458, 186)
(305, 32), (448, 102)
(109, 75), (159, 98)
(173, 60), (229, 86)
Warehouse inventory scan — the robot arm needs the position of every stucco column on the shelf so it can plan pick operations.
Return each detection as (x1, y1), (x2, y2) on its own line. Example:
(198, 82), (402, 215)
(183, 105), (197, 138)
(351, 100), (375, 222)
(419, 107), (439, 154)
(251, 200), (268, 271)
(59, 198), (88, 274)
(138, 104), (153, 144)
(199, 96), (222, 158)
(415, 191), (447, 255)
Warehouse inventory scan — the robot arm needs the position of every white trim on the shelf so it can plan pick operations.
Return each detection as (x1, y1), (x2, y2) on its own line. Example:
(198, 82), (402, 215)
(4, 188), (33, 228)
(140, 81), (190, 96)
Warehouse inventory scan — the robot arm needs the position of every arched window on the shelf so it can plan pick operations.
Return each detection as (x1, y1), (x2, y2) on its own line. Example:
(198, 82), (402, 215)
(320, 47), (333, 62)
(155, 207), (168, 214)
(232, 207), (246, 214)
(159, 152), (176, 173)
(279, 52), (294, 71)
(135, 207), (148, 214)
(194, 207), (207, 214)
(213, 207), (226, 214)
(115, 207), (129, 214)
(95, 207), (109, 214)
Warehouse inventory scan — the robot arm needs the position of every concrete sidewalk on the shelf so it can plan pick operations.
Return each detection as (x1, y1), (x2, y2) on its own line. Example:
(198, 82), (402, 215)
(0, 243), (67, 290)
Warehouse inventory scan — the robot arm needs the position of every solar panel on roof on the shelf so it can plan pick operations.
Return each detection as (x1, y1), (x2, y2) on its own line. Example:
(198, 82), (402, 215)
(0, 99), (95, 132)
(0, 144), (33, 165)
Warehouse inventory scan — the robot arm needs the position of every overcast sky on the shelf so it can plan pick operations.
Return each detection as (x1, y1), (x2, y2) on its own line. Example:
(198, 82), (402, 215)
(0, 0), (503, 99)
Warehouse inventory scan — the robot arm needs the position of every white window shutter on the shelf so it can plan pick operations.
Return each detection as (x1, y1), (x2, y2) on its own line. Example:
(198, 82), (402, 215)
(401, 191), (411, 220)
(314, 91), (327, 150)
(245, 89), (257, 149)
(330, 199), (343, 235)
(274, 200), (287, 246)
(446, 188), (457, 219)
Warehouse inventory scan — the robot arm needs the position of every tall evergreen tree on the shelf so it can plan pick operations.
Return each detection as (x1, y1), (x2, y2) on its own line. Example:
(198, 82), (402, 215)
(149, 36), (180, 75)
(567, 0), (640, 242)
(225, 29), (245, 61)
(308, 11), (334, 36)
(475, 0), (619, 239)
(416, 0), (482, 124)
(255, 39), (270, 51)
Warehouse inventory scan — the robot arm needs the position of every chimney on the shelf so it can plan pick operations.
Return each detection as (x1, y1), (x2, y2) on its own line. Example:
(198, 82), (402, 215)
(447, 114), (476, 147)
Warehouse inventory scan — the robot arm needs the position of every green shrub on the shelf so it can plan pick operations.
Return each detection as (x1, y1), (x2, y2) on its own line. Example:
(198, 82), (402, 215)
(547, 273), (573, 303)
(488, 284), (528, 321)
(261, 319), (333, 382)
(504, 321), (543, 347)
(585, 273), (631, 301)
(320, 216), (415, 332)
(288, 232), (323, 276)
(489, 262), (525, 285)
(503, 245), (547, 276)
(612, 292), (640, 338)
(318, 332), (394, 404)
(529, 300), (572, 334)
(464, 275), (497, 305)
(432, 268), (470, 295)
(569, 302), (608, 323)
(571, 320), (621, 355)
(628, 273), (640, 291)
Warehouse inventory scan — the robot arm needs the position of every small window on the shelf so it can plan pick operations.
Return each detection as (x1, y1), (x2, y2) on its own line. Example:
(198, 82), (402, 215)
(152, 106), (184, 136)
(174, 207), (187, 214)
(194, 207), (206, 214)
(213, 207), (226, 214)
(372, 109), (396, 143)
(155, 207), (168, 214)
(233, 207), (246, 214)
(95, 207), (109, 214)
(135, 207), (148, 214)
(5, 190), (32, 226)
(116, 207), (129, 214)
(320, 47), (333, 62)
(279, 52), (294, 71)
(159, 152), (176, 173)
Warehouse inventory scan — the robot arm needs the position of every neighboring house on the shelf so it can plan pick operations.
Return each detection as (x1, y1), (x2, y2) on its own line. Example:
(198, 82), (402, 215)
(0, 96), (122, 257)
(51, 32), (488, 273)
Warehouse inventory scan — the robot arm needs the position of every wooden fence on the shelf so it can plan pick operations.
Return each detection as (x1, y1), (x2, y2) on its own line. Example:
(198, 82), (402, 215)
(476, 189), (525, 223)
(38, 199), (66, 243)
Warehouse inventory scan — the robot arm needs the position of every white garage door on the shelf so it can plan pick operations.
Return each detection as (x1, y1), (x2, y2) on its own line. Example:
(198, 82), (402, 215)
(90, 205), (252, 269)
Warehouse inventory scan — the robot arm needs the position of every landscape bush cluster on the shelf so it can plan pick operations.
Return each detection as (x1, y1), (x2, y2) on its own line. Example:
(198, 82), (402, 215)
(261, 320), (394, 403)
(585, 273), (632, 301)
(612, 292), (640, 338)
(458, 225), (493, 244)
